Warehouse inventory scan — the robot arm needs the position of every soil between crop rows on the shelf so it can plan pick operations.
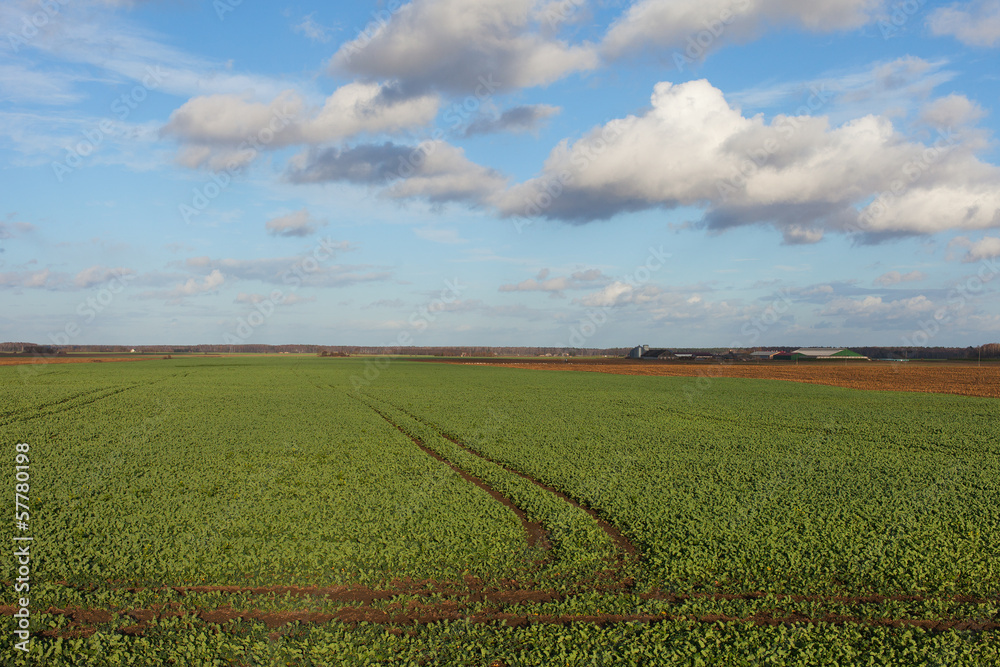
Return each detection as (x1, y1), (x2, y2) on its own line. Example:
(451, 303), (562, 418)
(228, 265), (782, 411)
(3, 599), (997, 639)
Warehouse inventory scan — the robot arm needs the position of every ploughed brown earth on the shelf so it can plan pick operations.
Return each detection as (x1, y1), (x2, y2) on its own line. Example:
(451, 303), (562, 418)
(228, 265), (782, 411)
(0, 356), (154, 366)
(432, 358), (1000, 399)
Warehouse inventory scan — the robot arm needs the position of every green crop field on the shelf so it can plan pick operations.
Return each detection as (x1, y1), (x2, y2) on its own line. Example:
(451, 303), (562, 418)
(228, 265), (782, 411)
(1, 356), (998, 665)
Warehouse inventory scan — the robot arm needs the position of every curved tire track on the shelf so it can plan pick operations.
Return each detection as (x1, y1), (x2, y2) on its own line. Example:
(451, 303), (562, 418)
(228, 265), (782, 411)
(383, 400), (637, 557)
(361, 398), (551, 552)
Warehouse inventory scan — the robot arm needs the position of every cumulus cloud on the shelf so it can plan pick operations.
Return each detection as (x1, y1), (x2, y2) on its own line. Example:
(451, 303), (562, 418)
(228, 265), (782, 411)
(499, 268), (608, 296)
(464, 104), (560, 136)
(602, 0), (882, 60)
(330, 0), (599, 93)
(919, 94), (986, 128)
(265, 209), (325, 237)
(873, 270), (926, 287)
(170, 269), (225, 297)
(288, 141), (507, 204)
(928, 1), (1000, 47)
(161, 83), (439, 170)
(964, 236), (1000, 262)
(496, 78), (1000, 240)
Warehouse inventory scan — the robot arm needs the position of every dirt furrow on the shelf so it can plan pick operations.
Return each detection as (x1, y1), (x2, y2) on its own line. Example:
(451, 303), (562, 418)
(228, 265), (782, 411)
(4, 603), (996, 638)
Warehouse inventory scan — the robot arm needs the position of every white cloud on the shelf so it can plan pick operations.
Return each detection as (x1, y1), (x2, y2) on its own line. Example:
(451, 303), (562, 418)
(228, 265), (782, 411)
(602, 0), (882, 60)
(302, 82), (439, 142)
(162, 83), (439, 170)
(289, 141), (507, 205)
(919, 94), (986, 128)
(928, 1), (1000, 47)
(464, 104), (560, 136)
(496, 78), (1000, 240)
(170, 269), (225, 297)
(873, 270), (926, 286)
(265, 209), (324, 237)
(964, 236), (1000, 261)
(330, 0), (599, 93)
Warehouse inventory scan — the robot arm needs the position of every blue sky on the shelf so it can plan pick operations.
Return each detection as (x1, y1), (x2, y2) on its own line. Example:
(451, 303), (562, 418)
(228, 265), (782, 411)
(2, 0), (1000, 348)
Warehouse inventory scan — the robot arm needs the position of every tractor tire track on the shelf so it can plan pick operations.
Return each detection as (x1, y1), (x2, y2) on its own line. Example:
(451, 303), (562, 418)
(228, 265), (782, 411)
(381, 400), (637, 557)
(0, 375), (177, 428)
(360, 398), (551, 552)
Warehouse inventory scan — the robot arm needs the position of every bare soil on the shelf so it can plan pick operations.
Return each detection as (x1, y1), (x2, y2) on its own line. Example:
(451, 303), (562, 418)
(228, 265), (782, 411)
(434, 359), (1000, 399)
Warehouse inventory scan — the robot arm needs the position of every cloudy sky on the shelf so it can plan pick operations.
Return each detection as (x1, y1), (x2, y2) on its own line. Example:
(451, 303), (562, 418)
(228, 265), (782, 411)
(2, 0), (1000, 348)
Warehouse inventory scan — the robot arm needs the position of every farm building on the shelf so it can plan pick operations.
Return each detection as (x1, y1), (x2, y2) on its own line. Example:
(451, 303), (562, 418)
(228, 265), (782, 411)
(627, 345), (674, 359)
(627, 345), (648, 359)
(675, 351), (716, 360)
(750, 350), (786, 360)
(777, 348), (869, 361)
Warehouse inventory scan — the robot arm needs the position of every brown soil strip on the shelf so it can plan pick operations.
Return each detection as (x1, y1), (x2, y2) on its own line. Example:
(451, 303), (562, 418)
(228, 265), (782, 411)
(4, 603), (996, 638)
(431, 359), (1000, 399)
(364, 402), (550, 551)
(386, 402), (637, 557)
(0, 357), (155, 367)
(40, 580), (995, 608)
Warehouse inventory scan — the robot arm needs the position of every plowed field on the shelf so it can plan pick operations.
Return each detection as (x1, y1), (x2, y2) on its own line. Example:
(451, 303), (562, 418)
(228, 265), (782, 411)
(439, 359), (1000, 398)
